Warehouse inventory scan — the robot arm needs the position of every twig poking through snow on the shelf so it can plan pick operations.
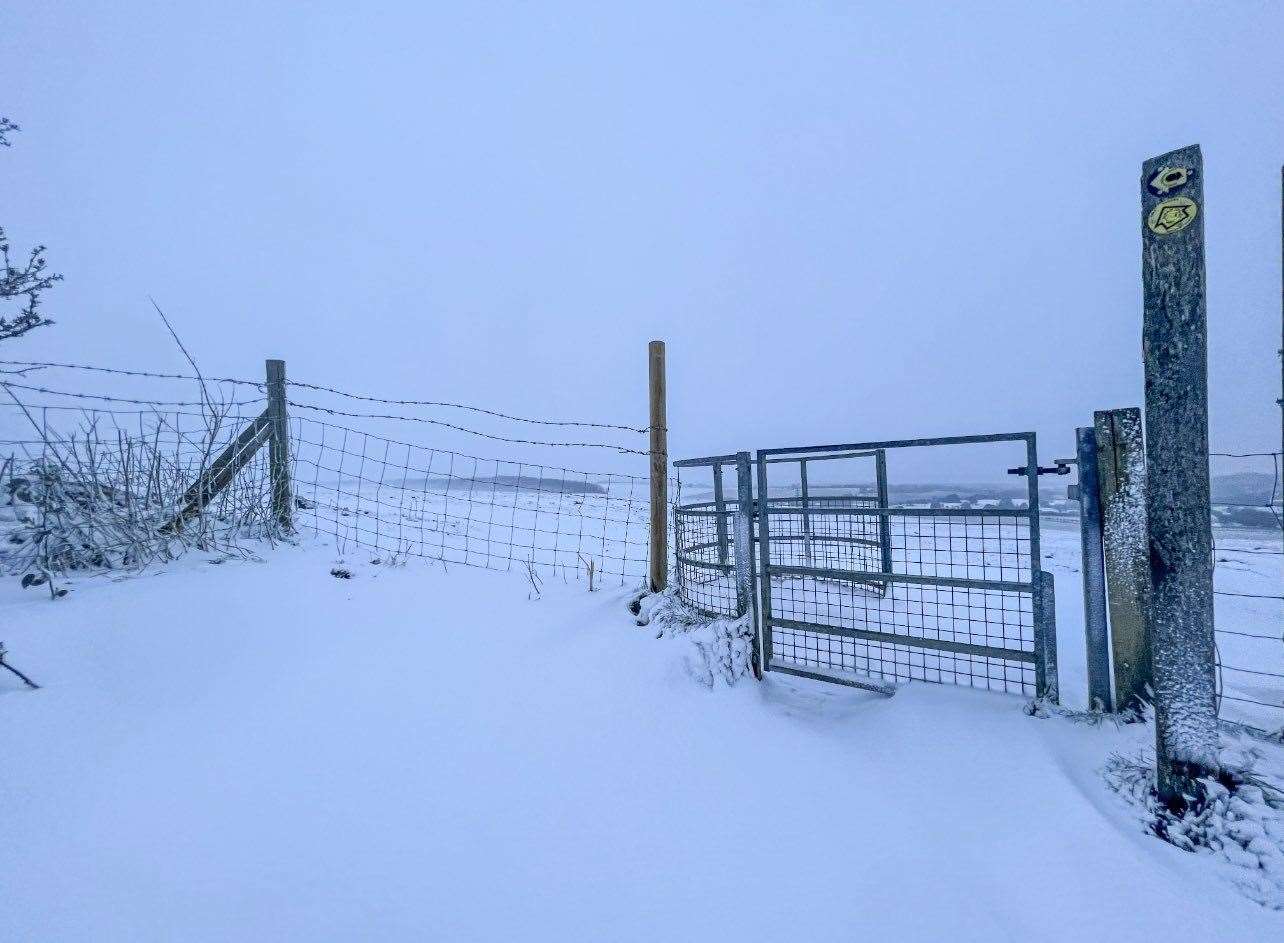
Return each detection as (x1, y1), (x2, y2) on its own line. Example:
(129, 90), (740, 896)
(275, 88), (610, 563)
(0, 642), (40, 689)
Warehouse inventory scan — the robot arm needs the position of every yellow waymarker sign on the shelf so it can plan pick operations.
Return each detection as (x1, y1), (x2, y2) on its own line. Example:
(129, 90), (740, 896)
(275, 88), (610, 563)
(1146, 196), (1198, 236)
(1148, 166), (1189, 195)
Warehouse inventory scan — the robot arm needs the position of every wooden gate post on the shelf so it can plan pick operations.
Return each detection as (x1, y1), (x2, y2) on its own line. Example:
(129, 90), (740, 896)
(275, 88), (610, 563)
(1093, 407), (1151, 713)
(648, 341), (668, 593)
(266, 358), (293, 531)
(1141, 144), (1219, 808)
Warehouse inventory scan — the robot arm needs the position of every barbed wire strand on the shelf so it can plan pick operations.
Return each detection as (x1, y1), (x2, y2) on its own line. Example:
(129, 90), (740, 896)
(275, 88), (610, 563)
(0, 359), (650, 435)
(285, 398), (651, 455)
(286, 378), (649, 434)
(0, 380), (265, 409)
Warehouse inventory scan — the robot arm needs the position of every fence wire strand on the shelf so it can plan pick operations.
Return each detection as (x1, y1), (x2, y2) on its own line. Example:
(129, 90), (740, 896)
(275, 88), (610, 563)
(1210, 449), (1283, 730)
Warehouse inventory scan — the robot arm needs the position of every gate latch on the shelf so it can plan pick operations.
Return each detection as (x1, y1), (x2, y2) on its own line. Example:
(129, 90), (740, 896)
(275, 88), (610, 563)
(1006, 458), (1074, 477)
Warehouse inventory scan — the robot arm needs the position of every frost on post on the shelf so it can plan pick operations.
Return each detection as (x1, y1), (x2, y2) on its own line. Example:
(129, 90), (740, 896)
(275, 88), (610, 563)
(1141, 143), (1220, 805)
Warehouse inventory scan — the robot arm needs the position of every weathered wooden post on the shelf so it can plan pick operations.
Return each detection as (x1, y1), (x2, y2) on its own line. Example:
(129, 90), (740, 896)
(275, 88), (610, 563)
(1075, 426), (1112, 712)
(648, 341), (668, 593)
(1141, 144), (1219, 807)
(733, 451), (761, 679)
(265, 358), (292, 531)
(1094, 408), (1151, 712)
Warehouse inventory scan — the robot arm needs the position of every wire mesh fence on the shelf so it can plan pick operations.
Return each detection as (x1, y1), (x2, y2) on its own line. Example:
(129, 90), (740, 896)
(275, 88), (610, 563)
(1209, 449), (1283, 734)
(288, 414), (651, 582)
(0, 360), (655, 587)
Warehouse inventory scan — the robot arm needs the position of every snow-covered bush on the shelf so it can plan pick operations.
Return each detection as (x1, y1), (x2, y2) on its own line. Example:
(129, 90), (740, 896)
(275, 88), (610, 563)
(0, 413), (277, 587)
(1105, 746), (1284, 909)
(631, 588), (755, 687)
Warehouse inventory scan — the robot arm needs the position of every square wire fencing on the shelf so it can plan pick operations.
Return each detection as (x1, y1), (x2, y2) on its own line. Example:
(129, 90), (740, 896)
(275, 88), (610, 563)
(0, 359), (659, 589)
(287, 414), (652, 583)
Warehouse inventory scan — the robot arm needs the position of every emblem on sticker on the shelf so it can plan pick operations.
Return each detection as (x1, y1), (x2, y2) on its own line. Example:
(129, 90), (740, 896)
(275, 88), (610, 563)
(1148, 166), (1190, 196)
(1146, 196), (1198, 236)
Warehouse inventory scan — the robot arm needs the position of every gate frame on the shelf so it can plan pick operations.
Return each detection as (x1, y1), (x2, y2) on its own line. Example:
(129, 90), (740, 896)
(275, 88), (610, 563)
(755, 432), (1058, 702)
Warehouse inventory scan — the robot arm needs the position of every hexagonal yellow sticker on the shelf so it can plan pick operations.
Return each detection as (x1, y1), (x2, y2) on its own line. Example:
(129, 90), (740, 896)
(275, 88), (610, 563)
(1148, 166), (1189, 196)
(1146, 196), (1198, 236)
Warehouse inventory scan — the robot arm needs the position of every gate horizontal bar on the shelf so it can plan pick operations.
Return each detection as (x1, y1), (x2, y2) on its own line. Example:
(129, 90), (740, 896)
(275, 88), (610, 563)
(768, 659), (897, 696)
(758, 432), (1033, 458)
(762, 505), (1034, 519)
(675, 553), (735, 573)
(673, 454), (740, 468)
(766, 534), (881, 548)
(769, 617), (1037, 664)
(761, 450), (883, 464)
(765, 564), (1033, 593)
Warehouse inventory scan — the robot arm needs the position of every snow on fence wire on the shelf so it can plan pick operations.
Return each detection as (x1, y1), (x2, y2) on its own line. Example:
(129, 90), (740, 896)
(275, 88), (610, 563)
(1209, 449), (1283, 734)
(0, 359), (654, 587)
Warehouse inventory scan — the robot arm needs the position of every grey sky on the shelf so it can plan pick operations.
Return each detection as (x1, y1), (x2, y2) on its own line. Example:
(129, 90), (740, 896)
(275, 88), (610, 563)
(2, 2), (1281, 480)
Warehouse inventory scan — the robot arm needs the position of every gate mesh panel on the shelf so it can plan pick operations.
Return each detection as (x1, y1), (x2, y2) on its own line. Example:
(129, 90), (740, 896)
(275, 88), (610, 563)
(674, 501), (740, 618)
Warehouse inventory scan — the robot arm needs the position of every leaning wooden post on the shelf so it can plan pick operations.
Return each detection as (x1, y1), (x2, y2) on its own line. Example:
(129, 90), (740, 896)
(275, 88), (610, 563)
(1141, 144), (1219, 808)
(1076, 426), (1112, 712)
(265, 358), (293, 532)
(1094, 407), (1151, 713)
(648, 341), (668, 593)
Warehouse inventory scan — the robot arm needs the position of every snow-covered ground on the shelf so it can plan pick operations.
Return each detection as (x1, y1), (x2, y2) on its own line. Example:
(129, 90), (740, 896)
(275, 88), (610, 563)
(2, 530), (1281, 941)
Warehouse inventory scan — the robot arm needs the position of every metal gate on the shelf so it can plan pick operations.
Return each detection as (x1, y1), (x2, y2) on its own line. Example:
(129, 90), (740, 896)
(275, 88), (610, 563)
(756, 434), (1057, 701)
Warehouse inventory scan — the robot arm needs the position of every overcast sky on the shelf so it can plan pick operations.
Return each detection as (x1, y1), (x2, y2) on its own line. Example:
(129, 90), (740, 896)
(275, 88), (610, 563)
(2, 2), (1281, 481)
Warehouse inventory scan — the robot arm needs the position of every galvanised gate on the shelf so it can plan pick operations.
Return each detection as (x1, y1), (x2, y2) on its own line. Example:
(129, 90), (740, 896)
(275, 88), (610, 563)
(673, 434), (1058, 702)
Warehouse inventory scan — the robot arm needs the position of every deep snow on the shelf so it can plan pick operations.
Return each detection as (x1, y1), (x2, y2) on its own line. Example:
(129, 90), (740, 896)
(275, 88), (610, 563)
(1, 537), (1281, 941)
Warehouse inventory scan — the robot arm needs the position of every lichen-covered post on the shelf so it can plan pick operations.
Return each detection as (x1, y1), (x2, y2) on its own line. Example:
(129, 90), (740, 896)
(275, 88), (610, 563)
(1141, 144), (1219, 808)
(733, 451), (761, 680)
(265, 358), (292, 532)
(1094, 407), (1151, 712)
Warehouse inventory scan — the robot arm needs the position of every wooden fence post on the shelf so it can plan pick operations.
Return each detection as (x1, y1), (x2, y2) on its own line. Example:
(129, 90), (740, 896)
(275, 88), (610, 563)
(266, 359), (293, 531)
(648, 341), (668, 593)
(1141, 144), (1219, 808)
(1093, 407), (1151, 713)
